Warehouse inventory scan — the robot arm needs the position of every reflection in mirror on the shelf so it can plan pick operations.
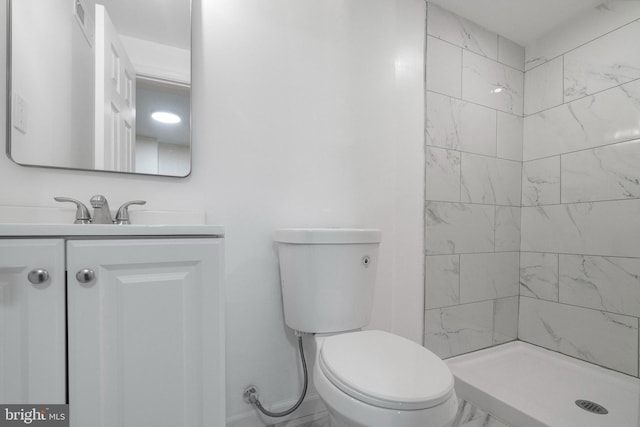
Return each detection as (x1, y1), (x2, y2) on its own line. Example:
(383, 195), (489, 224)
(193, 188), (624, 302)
(135, 78), (190, 176)
(7, 0), (191, 177)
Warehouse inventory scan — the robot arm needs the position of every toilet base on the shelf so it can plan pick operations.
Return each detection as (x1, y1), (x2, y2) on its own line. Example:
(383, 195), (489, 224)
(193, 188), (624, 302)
(321, 396), (459, 427)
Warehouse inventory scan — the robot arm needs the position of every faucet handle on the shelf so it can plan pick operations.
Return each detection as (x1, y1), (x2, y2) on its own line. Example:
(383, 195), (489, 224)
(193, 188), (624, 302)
(115, 200), (147, 225)
(54, 197), (92, 224)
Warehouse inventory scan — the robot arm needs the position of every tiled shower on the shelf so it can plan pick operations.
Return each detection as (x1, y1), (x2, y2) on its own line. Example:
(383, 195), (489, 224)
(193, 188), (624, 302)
(424, 1), (640, 379)
(424, 2), (524, 359)
(519, 11), (640, 376)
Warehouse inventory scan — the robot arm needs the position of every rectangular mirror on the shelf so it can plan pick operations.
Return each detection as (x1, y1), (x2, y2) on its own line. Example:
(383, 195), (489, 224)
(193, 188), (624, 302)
(6, 0), (192, 177)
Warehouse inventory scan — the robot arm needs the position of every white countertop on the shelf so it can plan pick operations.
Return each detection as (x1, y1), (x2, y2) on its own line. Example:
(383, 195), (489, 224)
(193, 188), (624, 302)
(0, 223), (224, 237)
(0, 205), (223, 237)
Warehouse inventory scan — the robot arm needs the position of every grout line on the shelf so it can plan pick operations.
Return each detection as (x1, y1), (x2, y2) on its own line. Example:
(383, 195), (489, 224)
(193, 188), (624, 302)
(519, 295), (639, 320)
(493, 205), (497, 252)
(426, 89), (522, 118)
(519, 195), (640, 207)
(460, 44), (464, 101)
(562, 53), (566, 105)
(458, 149), (463, 203)
(523, 58), (565, 117)
(519, 250), (640, 261)
(491, 293), (497, 344)
(422, 1), (429, 347)
(557, 253), (561, 303)
(426, 33), (524, 73)
(426, 250), (522, 257)
(425, 142), (522, 163)
(426, 198), (539, 208)
(495, 109), (499, 158)
(457, 254), (461, 306)
(522, 75), (640, 118)
(517, 251), (522, 340)
(524, 17), (640, 74)
(523, 136), (640, 164)
(559, 152), (563, 204)
(427, 295), (521, 311)
(522, 59), (528, 116)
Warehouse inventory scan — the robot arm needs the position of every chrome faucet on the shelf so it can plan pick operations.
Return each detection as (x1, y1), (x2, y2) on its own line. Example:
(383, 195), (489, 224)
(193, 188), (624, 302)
(55, 195), (146, 224)
(90, 195), (114, 224)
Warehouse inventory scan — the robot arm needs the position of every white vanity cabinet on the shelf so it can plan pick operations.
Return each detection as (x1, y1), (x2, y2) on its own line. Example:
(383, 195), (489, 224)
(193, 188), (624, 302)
(0, 232), (225, 427)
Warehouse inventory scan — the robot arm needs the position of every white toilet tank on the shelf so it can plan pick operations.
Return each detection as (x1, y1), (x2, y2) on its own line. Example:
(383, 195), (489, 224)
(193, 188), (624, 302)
(274, 228), (381, 333)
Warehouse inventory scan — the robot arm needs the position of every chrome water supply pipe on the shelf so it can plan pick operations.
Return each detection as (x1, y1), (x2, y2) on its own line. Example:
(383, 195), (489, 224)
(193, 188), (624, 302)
(243, 334), (308, 418)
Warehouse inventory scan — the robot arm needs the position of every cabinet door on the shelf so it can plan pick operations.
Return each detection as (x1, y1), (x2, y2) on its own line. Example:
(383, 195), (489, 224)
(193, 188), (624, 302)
(67, 238), (225, 427)
(0, 239), (66, 403)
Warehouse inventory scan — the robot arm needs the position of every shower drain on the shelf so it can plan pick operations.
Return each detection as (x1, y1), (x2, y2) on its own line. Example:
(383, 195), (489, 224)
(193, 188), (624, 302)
(575, 399), (608, 415)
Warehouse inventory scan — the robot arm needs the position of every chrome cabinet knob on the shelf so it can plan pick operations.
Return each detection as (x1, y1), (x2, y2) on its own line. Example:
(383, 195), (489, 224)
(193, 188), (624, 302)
(76, 269), (96, 284)
(27, 269), (50, 284)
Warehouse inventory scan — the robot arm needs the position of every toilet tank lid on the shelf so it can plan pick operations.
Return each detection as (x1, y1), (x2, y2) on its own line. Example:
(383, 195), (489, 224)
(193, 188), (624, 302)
(274, 228), (381, 244)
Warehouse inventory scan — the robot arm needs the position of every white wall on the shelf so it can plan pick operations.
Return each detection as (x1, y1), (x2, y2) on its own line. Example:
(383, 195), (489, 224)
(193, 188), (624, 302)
(0, 0), (425, 424)
(202, 1), (425, 422)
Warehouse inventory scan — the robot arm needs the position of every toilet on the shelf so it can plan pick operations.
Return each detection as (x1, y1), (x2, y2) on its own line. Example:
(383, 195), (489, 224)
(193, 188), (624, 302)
(275, 228), (458, 427)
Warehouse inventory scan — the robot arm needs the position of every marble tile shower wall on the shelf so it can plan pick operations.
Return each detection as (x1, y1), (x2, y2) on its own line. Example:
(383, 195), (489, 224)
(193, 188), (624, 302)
(423, 3), (524, 359)
(520, 12), (640, 377)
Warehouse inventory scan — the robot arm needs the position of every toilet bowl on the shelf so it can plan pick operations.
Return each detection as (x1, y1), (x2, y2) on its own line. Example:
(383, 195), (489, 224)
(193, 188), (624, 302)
(275, 229), (457, 427)
(313, 331), (457, 427)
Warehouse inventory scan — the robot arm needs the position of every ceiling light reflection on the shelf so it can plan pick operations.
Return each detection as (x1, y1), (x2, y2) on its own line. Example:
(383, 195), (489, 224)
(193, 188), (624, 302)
(151, 111), (181, 124)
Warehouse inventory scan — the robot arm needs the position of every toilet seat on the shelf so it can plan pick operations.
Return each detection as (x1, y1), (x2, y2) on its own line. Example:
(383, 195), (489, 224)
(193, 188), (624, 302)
(318, 330), (454, 411)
